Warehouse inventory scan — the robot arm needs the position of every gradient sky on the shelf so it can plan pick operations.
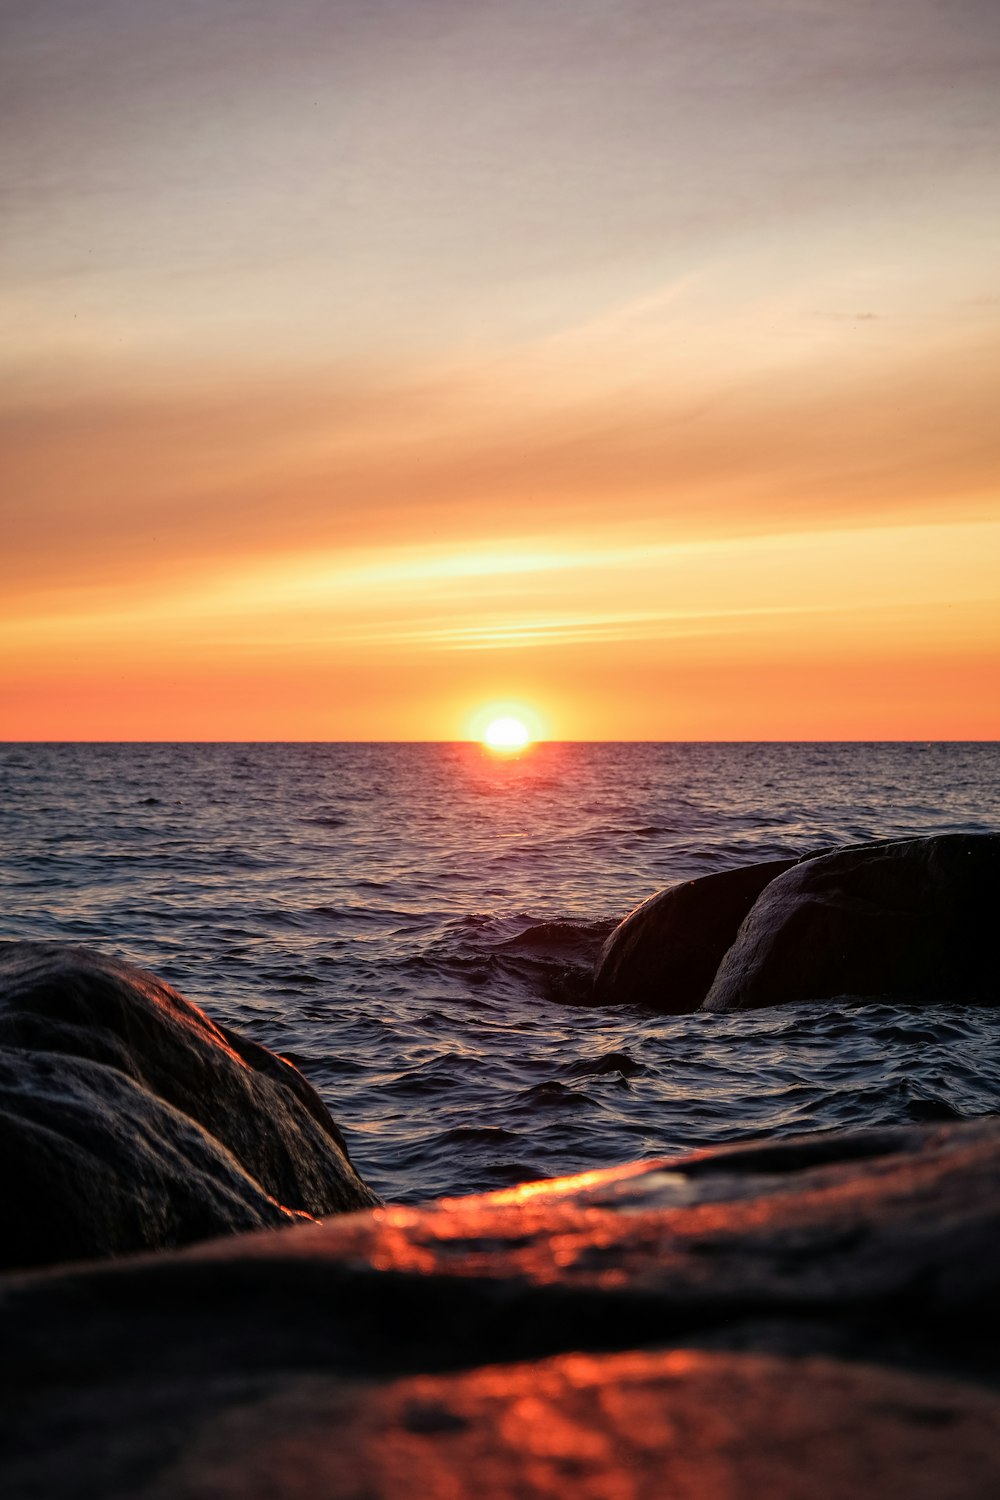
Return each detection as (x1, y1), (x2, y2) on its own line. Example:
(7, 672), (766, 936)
(3, 0), (999, 739)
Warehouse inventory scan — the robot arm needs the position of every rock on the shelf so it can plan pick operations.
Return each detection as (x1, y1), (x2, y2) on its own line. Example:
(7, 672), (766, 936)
(0, 942), (379, 1270)
(0, 1048), (312, 1271)
(9, 1348), (997, 1500)
(1, 1116), (998, 1498)
(593, 857), (800, 1011)
(702, 833), (1000, 1011)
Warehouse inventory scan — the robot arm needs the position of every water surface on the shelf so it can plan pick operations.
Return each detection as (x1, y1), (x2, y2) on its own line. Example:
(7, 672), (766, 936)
(2, 741), (998, 1200)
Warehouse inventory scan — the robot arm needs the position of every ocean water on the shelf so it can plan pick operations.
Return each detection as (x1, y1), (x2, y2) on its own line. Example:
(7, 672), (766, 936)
(2, 741), (999, 1203)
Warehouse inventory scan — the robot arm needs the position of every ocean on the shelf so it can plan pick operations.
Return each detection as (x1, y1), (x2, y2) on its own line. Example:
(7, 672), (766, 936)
(2, 741), (998, 1202)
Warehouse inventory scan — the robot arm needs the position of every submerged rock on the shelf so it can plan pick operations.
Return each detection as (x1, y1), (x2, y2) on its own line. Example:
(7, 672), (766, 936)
(2, 1116), (998, 1498)
(702, 833), (1000, 1011)
(593, 857), (800, 1011)
(0, 942), (379, 1271)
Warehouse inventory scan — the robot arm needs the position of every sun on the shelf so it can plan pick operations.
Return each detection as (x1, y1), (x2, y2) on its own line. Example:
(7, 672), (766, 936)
(465, 699), (547, 750)
(483, 715), (531, 752)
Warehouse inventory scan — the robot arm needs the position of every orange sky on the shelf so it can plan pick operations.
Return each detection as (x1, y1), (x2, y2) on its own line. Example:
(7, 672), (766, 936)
(2, 1), (999, 739)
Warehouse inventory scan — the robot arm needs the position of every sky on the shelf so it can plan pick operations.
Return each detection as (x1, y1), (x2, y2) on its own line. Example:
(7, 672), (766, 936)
(2, 0), (999, 740)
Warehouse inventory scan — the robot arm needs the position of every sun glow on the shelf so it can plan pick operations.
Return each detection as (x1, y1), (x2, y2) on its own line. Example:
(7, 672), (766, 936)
(483, 715), (531, 751)
(464, 700), (549, 748)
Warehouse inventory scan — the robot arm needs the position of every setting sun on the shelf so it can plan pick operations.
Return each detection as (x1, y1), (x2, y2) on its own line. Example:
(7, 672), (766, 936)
(483, 715), (531, 752)
(464, 700), (549, 747)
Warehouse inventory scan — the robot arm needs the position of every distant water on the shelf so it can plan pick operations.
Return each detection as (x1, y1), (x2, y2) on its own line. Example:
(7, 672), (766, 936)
(2, 742), (999, 1202)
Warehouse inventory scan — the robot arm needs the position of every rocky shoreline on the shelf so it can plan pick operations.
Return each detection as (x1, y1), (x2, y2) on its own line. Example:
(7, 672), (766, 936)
(3, 1114), (998, 1498)
(2, 833), (998, 1496)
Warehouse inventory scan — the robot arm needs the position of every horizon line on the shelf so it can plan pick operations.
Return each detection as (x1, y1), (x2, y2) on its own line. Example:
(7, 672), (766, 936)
(3, 739), (998, 748)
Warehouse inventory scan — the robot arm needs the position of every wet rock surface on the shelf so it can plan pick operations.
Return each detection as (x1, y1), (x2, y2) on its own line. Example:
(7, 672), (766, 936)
(703, 834), (1000, 1011)
(0, 942), (379, 1270)
(2, 1116), (998, 1498)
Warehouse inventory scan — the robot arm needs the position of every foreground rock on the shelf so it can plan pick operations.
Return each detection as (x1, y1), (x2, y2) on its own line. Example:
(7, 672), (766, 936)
(0, 942), (379, 1270)
(703, 833), (1000, 1010)
(2, 1116), (998, 1498)
(593, 857), (801, 1011)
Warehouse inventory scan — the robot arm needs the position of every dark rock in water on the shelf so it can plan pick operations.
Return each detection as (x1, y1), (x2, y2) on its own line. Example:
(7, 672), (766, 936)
(2, 1117), (999, 1498)
(702, 833), (1000, 1011)
(0, 942), (379, 1271)
(597, 834), (1000, 1015)
(593, 857), (800, 1011)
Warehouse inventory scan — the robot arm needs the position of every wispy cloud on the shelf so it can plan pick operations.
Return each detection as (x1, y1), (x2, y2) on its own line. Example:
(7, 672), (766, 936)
(6, 519), (997, 665)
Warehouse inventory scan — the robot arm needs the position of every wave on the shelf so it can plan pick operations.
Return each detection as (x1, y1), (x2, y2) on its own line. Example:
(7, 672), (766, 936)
(563, 1050), (646, 1079)
(494, 917), (614, 965)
